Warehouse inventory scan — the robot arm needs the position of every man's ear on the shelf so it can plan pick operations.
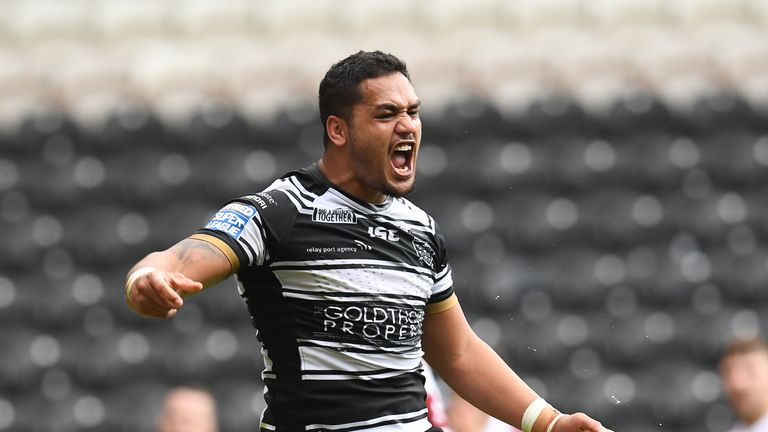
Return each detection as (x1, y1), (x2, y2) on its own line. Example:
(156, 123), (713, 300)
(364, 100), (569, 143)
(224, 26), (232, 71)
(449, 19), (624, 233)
(326, 115), (348, 147)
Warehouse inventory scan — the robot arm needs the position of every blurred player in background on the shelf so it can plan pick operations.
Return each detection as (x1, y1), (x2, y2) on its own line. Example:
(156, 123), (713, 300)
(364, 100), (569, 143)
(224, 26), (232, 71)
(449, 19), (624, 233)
(422, 363), (450, 430)
(721, 338), (768, 432)
(125, 50), (609, 432)
(156, 385), (218, 432)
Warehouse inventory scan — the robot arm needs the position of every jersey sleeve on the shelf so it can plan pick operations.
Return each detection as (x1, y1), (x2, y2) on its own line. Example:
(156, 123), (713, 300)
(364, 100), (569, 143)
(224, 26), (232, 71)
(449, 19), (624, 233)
(426, 220), (457, 315)
(193, 199), (269, 271)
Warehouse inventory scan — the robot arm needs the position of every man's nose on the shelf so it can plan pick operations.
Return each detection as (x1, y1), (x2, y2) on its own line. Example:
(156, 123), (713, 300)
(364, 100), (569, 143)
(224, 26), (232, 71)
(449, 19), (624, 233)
(395, 114), (418, 135)
(725, 373), (749, 392)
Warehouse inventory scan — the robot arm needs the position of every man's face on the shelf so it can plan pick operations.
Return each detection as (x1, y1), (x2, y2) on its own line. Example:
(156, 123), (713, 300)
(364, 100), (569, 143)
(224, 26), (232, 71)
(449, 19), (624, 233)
(346, 72), (421, 200)
(158, 388), (218, 432)
(721, 349), (768, 424)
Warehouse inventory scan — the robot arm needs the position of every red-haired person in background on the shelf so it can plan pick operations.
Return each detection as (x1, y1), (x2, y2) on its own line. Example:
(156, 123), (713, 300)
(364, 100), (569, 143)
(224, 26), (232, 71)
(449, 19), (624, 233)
(721, 337), (768, 432)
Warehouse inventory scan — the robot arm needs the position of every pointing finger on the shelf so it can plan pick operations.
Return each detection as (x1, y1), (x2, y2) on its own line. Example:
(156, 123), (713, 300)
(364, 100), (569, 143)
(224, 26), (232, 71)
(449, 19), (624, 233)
(167, 273), (204, 296)
(144, 273), (183, 309)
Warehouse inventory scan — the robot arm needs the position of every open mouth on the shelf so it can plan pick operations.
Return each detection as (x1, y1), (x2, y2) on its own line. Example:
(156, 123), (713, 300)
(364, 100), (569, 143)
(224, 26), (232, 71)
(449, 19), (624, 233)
(390, 143), (414, 176)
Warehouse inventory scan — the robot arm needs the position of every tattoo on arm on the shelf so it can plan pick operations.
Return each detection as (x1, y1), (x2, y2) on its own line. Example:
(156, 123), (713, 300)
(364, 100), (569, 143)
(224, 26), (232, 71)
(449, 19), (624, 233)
(171, 239), (228, 269)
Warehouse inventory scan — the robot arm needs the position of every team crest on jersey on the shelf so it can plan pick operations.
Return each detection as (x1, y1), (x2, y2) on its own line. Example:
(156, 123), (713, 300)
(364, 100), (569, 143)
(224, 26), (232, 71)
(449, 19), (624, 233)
(312, 207), (357, 224)
(412, 236), (436, 269)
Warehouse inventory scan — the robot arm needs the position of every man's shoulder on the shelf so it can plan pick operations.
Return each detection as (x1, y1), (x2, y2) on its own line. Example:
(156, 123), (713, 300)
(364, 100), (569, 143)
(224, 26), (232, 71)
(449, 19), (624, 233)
(728, 413), (768, 432)
(234, 166), (330, 215)
(750, 413), (768, 432)
(238, 190), (289, 213)
(390, 197), (437, 228)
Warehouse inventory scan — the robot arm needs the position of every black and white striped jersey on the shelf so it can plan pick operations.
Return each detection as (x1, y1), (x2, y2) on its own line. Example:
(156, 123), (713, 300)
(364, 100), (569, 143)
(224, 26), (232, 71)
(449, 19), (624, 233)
(192, 164), (456, 432)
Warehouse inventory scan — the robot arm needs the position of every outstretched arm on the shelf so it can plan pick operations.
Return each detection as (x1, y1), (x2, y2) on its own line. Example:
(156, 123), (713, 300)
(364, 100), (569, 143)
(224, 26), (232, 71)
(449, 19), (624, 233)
(125, 237), (235, 319)
(422, 301), (607, 432)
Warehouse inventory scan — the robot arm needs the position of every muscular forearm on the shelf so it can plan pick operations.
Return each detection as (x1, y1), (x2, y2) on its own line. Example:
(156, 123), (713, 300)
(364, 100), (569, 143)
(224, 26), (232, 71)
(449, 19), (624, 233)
(426, 333), (538, 428)
(125, 237), (234, 318)
(128, 238), (233, 289)
(423, 304), (607, 432)
(129, 250), (179, 275)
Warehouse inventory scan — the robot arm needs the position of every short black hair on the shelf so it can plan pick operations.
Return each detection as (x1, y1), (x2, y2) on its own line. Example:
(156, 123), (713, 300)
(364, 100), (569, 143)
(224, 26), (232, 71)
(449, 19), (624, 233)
(318, 50), (410, 147)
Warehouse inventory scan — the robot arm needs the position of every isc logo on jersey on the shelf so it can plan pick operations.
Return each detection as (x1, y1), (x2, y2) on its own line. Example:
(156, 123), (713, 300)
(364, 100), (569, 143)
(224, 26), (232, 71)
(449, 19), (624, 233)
(205, 202), (255, 239)
(368, 226), (399, 242)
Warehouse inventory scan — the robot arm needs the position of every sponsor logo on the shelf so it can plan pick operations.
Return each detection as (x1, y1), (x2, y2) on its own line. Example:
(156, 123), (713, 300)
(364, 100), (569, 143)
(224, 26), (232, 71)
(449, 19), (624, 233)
(243, 193), (277, 210)
(305, 245), (364, 254)
(368, 226), (399, 242)
(317, 303), (424, 344)
(354, 240), (372, 251)
(204, 202), (255, 239)
(312, 208), (358, 224)
(412, 236), (436, 268)
(304, 239), (371, 255)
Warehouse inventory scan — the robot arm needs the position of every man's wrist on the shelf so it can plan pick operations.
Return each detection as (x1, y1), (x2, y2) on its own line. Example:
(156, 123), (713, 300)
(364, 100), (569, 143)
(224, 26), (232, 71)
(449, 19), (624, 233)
(546, 413), (565, 432)
(521, 398), (562, 432)
(125, 266), (156, 305)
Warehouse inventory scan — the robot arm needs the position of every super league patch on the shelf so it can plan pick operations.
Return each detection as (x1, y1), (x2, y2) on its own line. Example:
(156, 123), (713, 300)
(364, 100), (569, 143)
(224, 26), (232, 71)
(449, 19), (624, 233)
(204, 202), (256, 239)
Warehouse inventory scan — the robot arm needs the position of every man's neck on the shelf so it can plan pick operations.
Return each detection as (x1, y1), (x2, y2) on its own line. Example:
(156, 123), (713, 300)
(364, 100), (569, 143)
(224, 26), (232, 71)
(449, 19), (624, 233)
(317, 156), (387, 204)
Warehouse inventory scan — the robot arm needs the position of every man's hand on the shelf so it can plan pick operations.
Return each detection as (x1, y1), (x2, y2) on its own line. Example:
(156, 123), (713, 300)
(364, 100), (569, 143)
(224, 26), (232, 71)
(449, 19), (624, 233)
(126, 270), (203, 318)
(554, 412), (612, 432)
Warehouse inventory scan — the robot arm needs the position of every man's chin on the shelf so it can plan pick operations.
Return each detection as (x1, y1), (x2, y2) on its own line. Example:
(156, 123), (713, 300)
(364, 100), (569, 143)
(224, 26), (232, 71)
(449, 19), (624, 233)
(385, 179), (415, 198)
(733, 401), (760, 421)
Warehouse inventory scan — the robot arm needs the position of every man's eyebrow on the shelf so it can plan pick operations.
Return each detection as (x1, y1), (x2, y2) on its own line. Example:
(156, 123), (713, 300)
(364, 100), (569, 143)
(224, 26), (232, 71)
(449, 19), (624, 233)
(374, 101), (421, 111)
(374, 103), (400, 112)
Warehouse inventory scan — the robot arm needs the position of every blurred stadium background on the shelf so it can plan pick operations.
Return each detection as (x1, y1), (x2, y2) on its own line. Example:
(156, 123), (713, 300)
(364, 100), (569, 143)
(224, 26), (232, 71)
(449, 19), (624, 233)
(1, 0), (768, 431)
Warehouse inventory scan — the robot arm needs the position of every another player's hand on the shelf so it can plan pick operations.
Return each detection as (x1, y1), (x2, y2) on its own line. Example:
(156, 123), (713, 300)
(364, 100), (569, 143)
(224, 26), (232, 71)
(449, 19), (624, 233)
(553, 412), (613, 432)
(126, 270), (203, 318)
